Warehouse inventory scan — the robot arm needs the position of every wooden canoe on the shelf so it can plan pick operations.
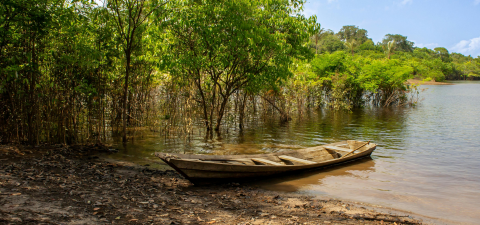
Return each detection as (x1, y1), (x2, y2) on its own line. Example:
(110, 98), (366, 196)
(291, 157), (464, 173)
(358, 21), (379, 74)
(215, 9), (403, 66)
(155, 140), (376, 184)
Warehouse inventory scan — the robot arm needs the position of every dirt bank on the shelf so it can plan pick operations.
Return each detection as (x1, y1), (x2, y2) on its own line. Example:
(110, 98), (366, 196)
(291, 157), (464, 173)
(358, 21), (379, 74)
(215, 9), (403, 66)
(407, 79), (454, 85)
(0, 144), (421, 224)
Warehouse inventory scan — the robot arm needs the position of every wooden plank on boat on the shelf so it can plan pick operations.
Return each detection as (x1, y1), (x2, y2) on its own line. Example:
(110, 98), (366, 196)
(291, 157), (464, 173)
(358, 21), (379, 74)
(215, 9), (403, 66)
(251, 158), (284, 166)
(324, 146), (350, 152)
(198, 158), (256, 165)
(231, 159), (256, 165)
(278, 155), (315, 165)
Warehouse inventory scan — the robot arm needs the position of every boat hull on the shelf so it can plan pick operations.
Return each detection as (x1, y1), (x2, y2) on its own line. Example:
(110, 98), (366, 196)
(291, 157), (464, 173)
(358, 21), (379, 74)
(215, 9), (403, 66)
(156, 141), (376, 184)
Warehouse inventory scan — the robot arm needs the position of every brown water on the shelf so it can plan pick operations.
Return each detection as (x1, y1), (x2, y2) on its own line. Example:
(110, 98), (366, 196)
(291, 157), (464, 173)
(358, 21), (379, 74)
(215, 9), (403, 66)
(110, 81), (480, 224)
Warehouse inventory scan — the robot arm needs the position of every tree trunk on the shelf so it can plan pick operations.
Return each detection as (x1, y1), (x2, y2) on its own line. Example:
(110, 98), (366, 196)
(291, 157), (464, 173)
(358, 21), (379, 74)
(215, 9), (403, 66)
(215, 95), (230, 131)
(239, 92), (247, 130)
(195, 78), (212, 131)
(122, 52), (130, 142)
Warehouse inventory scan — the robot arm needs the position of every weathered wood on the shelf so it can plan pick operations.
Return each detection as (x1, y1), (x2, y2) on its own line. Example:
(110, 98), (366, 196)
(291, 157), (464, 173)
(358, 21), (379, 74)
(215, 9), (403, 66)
(278, 155), (315, 165)
(341, 141), (370, 159)
(231, 159), (256, 165)
(155, 140), (377, 184)
(251, 158), (284, 166)
(324, 146), (350, 152)
(199, 158), (256, 165)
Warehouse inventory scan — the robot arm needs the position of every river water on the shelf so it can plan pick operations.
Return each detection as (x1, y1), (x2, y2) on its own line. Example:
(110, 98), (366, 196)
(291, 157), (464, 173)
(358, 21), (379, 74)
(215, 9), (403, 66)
(110, 81), (480, 224)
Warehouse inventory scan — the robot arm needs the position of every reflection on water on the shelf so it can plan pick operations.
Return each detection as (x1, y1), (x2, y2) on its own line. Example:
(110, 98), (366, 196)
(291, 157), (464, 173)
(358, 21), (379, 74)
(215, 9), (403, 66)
(110, 81), (480, 225)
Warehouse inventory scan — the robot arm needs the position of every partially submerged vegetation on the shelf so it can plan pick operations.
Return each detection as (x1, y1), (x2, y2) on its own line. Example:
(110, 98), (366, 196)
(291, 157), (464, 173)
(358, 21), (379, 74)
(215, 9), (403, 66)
(0, 0), (479, 146)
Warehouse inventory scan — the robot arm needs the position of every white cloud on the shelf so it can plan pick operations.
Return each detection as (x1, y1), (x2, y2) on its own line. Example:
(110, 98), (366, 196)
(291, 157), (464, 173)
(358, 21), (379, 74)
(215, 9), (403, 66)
(401, 0), (413, 5)
(475, 0), (480, 5)
(451, 36), (480, 57)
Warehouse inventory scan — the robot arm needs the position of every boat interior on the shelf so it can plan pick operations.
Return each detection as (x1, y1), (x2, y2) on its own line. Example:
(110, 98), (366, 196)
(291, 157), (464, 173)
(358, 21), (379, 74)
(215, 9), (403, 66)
(170, 141), (372, 166)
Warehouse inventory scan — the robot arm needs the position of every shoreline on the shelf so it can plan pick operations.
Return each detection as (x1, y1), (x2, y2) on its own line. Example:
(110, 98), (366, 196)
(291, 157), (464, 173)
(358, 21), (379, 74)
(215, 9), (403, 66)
(406, 79), (454, 85)
(1, 144), (423, 224)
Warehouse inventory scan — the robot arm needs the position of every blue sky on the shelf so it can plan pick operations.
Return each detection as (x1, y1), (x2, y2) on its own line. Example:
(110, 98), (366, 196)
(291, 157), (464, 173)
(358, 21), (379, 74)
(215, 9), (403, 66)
(302, 0), (480, 57)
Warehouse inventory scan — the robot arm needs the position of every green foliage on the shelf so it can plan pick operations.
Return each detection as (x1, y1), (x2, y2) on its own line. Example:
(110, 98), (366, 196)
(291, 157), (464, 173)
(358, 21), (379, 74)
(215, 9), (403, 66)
(0, 0), (163, 144)
(434, 47), (452, 63)
(2, 0), (480, 144)
(358, 39), (378, 51)
(381, 34), (414, 52)
(344, 39), (358, 56)
(165, 0), (318, 130)
(312, 30), (345, 54)
(382, 40), (396, 59)
(336, 25), (370, 44)
(359, 59), (413, 92)
(307, 52), (413, 108)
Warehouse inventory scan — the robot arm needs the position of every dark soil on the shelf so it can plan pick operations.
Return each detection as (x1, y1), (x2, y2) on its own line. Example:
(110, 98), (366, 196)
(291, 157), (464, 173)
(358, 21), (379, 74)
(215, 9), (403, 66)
(0, 144), (422, 225)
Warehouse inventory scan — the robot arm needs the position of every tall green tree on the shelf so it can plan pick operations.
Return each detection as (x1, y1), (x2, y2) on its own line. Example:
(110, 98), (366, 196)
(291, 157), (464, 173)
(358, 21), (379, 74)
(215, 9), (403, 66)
(381, 34), (414, 52)
(106, 0), (169, 142)
(166, 0), (318, 131)
(0, 0), (54, 144)
(434, 47), (451, 62)
(344, 39), (358, 56)
(383, 40), (396, 59)
(315, 30), (345, 54)
(311, 27), (325, 54)
(336, 25), (370, 44)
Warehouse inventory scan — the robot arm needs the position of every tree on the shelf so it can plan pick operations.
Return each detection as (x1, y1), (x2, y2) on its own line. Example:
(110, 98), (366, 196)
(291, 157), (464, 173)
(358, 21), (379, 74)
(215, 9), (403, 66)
(106, 0), (169, 142)
(336, 25), (369, 44)
(311, 28), (325, 54)
(462, 61), (480, 80)
(344, 39), (358, 56)
(382, 40), (396, 59)
(358, 39), (377, 51)
(166, 0), (318, 131)
(316, 30), (345, 53)
(434, 47), (451, 62)
(0, 0), (54, 144)
(381, 34), (414, 52)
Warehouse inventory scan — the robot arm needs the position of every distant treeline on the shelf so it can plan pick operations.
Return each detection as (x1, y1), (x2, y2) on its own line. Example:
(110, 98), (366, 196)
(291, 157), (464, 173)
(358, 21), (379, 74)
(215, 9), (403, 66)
(288, 26), (480, 112)
(308, 25), (480, 82)
(1, 0), (477, 145)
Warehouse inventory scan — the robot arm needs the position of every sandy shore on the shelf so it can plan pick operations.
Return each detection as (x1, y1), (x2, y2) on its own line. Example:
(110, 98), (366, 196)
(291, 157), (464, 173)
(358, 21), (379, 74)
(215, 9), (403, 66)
(407, 79), (454, 85)
(0, 144), (422, 224)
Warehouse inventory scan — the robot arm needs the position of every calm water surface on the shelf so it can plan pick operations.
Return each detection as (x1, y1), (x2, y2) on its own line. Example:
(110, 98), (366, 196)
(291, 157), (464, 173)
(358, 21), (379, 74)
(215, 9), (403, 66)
(110, 81), (480, 224)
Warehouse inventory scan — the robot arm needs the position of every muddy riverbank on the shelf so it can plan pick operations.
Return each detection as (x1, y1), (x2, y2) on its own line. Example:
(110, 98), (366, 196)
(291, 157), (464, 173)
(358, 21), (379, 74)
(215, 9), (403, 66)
(0, 144), (421, 224)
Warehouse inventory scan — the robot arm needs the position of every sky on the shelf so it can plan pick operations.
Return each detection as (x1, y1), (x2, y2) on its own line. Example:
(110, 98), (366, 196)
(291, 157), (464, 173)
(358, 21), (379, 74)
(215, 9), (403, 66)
(302, 0), (480, 57)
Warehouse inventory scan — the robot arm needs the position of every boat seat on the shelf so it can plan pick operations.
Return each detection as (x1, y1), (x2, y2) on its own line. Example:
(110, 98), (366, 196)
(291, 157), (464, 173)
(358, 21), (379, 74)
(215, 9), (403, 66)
(251, 158), (284, 166)
(278, 155), (316, 165)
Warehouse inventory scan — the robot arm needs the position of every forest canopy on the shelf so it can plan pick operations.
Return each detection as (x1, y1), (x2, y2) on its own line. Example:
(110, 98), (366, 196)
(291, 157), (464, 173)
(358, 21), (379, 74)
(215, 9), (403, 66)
(1, 0), (479, 145)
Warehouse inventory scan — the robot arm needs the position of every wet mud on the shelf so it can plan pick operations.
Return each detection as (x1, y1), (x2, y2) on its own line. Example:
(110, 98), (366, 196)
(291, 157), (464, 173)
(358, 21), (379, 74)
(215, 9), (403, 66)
(0, 144), (421, 224)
